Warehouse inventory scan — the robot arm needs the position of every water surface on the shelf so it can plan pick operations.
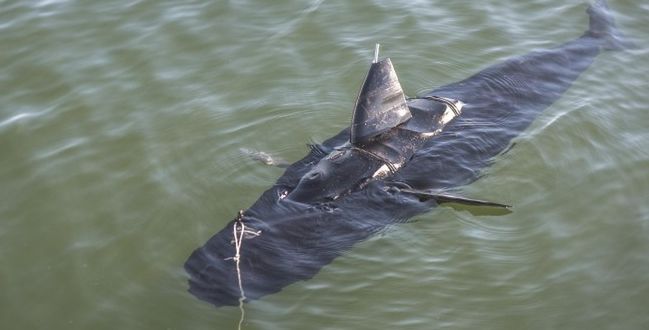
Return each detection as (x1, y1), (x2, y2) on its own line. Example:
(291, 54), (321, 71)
(1, 0), (648, 329)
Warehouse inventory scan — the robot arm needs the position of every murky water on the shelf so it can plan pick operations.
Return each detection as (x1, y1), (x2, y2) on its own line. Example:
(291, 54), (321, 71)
(1, 0), (648, 329)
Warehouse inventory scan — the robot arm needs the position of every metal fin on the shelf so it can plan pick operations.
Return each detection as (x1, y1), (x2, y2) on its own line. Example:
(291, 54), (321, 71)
(400, 188), (512, 209)
(350, 50), (411, 145)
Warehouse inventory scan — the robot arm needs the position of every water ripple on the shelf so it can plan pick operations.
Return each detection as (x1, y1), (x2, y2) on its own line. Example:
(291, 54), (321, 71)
(1, 0), (648, 329)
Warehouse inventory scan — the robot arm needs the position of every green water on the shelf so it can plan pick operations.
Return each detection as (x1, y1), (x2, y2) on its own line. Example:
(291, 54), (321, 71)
(1, 1), (648, 329)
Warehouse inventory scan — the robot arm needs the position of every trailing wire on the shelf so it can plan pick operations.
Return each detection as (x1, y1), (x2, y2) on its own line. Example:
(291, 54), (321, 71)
(227, 210), (261, 330)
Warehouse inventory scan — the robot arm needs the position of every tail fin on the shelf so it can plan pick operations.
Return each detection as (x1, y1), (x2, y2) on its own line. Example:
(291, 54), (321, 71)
(586, 0), (633, 50)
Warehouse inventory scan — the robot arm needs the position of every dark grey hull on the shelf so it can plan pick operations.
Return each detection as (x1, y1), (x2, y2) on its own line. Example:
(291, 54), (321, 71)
(185, 1), (624, 308)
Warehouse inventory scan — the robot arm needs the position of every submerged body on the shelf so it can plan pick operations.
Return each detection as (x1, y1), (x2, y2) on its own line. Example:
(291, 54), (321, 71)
(185, 1), (625, 307)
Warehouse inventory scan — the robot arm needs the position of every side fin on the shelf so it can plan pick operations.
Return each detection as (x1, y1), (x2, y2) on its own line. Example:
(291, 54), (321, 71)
(400, 188), (512, 210)
(239, 148), (290, 168)
(350, 45), (411, 145)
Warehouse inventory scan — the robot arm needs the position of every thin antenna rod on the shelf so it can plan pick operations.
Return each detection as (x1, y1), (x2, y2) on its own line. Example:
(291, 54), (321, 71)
(373, 43), (380, 63)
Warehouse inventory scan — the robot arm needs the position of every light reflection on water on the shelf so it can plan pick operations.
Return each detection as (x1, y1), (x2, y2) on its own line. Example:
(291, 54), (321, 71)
(1, 0), (648, 329)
